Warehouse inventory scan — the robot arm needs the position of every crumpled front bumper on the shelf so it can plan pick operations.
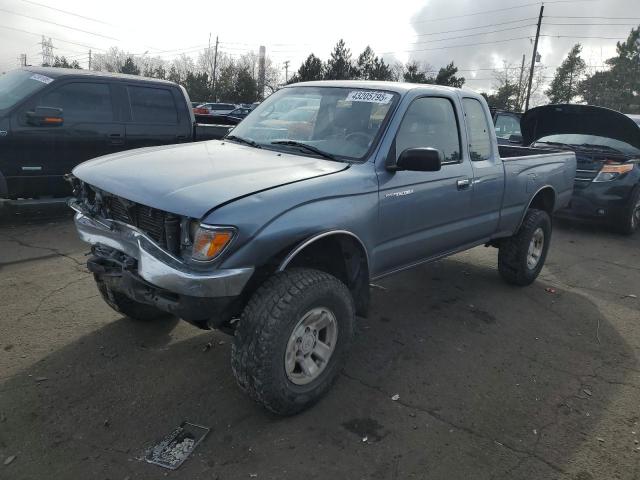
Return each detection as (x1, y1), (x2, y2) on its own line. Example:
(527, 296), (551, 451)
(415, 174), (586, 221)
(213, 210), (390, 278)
(72, 207), (253, 299)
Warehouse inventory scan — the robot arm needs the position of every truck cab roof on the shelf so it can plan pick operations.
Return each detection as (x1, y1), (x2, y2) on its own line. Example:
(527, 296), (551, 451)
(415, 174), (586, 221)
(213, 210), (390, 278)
(20, 66), (178, 88)
(285, 79), (466, 96)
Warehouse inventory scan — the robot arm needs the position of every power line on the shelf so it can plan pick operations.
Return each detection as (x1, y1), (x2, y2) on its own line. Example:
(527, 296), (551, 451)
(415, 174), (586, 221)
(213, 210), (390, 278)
(0, 23), (105, 51)
(544, 22), (640, 26)
(0, 6), (119, 41)
(412, 17), (536, 38)
(382, 36), (532, 55)
(407, 24), (537, 46)
(547, 15), (640, 20)
(19, 0), (115, 26)
(540, 34), (628, 40)
(411, 0), (599, 24)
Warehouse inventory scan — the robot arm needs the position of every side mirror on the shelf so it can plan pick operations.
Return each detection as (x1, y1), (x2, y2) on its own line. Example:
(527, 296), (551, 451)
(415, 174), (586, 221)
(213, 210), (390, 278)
(26, 106), (64, 127)
(508, 134), (523, 144)
(392, 147), (443, 172)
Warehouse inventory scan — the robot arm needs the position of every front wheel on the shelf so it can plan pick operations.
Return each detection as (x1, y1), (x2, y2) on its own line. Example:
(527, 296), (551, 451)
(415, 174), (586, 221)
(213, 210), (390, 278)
(615, 186), (640, 235)
(231, 268), (355, 415)
(498, 209), (552, 286)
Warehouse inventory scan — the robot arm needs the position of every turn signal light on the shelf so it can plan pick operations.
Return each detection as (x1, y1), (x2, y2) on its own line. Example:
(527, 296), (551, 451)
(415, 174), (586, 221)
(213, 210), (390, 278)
(192, 227), (234, 261)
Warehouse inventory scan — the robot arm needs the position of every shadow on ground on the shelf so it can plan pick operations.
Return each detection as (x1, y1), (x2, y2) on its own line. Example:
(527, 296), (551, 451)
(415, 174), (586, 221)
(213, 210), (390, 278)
(0, 258), (638, 479)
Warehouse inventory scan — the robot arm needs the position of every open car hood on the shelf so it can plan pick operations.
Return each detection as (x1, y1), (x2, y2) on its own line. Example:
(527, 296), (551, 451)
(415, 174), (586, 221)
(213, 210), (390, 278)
(521, 104), (640, 150)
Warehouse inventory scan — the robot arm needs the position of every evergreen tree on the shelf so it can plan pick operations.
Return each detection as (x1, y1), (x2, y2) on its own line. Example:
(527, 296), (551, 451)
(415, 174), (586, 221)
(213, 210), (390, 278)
(119, 57), (140, 75)
(325, 39), (355, 80)
(403, 61), (429, 83)
(434, 62), (465, 87)
(545, 44), (586, 103)
(356, 46), (393, 81)
(292, 54), (324, 83)
(579, 26), (639, 112)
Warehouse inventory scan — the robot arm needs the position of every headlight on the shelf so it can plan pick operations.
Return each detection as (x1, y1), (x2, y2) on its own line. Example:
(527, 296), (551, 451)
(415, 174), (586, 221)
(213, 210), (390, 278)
(191, 224), (235, 262)
(593, 163), (634, 182)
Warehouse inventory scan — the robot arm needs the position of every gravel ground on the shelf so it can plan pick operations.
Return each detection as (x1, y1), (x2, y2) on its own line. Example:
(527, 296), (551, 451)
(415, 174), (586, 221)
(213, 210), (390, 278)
(1, 207), (639, 480)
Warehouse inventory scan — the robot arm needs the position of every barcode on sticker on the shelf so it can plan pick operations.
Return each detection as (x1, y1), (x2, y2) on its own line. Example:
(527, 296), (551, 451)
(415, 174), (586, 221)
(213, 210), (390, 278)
(30, 74), (54, 84)
(346, 91), (393, 104)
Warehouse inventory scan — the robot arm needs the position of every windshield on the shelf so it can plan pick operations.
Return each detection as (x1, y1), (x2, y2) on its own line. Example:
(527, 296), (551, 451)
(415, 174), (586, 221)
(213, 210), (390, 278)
(0, 69), (52, 112)
(494, 114), (521, 139)
(229, 86), (398, 161)
(535, 133), (640, 157)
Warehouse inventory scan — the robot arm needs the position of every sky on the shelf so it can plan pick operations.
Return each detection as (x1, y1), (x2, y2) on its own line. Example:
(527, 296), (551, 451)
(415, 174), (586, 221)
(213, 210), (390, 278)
(0, 0), (637, 94)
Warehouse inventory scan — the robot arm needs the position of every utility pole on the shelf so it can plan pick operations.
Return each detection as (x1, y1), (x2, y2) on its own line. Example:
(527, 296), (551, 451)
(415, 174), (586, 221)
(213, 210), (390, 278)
(88, 49), (92, 70)
(283, 60), (290, 83)
(525, 4), (543, 111)
(212, 35), (219, 101)
(258, 46), (266, 100)
(516, 54), (525, 110)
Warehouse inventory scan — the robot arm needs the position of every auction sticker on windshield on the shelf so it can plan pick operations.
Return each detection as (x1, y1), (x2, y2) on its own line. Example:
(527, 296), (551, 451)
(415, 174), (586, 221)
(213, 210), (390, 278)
(29, 74), (54, 84)
(346, 91), (393, 104)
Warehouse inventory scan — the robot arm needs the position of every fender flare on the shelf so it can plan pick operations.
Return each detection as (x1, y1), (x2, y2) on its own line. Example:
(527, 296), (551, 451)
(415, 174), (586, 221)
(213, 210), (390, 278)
(517, 185), (557, 230)
(277, 229), (370, 273)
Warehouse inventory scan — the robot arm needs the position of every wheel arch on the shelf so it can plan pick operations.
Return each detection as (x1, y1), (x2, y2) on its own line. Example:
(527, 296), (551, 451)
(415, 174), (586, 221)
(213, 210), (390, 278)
(277, 230), (371, 317)
(518, 185), (556, 229)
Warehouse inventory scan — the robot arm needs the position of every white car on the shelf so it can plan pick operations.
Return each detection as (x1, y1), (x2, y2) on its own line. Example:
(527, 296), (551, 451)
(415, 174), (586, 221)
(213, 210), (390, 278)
(195, 102), (238, 115)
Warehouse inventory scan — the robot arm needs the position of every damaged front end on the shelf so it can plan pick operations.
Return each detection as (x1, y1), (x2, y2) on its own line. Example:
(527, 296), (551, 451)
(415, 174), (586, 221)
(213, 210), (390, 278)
(67, 176), (253, 329)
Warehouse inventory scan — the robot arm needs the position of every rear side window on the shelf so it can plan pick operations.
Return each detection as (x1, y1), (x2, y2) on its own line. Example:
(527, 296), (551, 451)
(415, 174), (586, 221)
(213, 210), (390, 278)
(396, 97), (461, 163)
(41, 82), (113, 122)
(128, 86), (177, 124)
(462, 98), (492, 161)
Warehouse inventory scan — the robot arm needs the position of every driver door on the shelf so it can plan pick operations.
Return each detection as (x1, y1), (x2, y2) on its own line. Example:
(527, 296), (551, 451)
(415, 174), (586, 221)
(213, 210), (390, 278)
(373, 96), (475, 276)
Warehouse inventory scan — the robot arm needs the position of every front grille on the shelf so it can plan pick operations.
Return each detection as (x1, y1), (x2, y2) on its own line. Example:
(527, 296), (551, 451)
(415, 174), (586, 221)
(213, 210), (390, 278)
(103, 195), (180, 254)
(574, 168), (598, 189)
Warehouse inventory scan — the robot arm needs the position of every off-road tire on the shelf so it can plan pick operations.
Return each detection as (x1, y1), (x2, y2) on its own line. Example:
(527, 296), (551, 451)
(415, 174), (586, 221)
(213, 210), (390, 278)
(615, 186), (640, 235)
(498, 209), (551, 286)
(95, 277), (170, 321)
(231, 268), (355, 415)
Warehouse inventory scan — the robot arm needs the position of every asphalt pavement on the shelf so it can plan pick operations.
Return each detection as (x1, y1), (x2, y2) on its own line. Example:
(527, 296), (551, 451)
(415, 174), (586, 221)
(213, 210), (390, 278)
(1, 207), (639, 479)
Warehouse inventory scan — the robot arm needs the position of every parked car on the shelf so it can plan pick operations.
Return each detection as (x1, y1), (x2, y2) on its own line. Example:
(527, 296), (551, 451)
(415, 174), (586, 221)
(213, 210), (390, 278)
(68, 81), (576, 414)
(522, 104), (640, 234)
(0, 67), (231, 199)
(225, 107), (252, 120)
(491, 108), (523, 145)
(193, 102), (237, 116)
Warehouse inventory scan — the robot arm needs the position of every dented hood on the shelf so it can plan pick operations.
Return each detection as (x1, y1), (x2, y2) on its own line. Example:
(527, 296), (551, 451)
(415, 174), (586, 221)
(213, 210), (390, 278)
(72, 140), (348, 218)
(521, 104), (640, 150)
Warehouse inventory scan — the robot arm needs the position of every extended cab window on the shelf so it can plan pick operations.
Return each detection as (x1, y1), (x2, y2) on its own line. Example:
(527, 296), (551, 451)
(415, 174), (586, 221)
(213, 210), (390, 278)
(396, 97), (461, 163)
(463, 98), (492, 161)
(128, 86), (177, 124)
(40, 82), (113, 122)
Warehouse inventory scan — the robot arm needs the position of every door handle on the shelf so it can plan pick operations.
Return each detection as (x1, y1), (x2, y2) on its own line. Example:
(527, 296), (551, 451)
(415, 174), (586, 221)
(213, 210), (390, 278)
(457, 178), (471, 190)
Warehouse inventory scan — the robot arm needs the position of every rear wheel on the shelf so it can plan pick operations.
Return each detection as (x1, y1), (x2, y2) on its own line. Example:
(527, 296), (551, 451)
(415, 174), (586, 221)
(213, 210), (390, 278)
(95, 277), (171, 321)
(616, 187), (640, 235)
(231, 268), (355, 415)
(498, 209), (551, 286)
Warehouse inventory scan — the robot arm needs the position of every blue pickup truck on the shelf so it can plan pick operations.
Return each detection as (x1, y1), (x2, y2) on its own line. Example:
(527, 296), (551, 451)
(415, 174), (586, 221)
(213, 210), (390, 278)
(68, 81), (576, 414)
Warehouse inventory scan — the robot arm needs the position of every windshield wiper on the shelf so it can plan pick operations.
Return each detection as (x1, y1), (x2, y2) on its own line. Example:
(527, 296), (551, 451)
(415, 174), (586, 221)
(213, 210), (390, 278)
(534, 141), (576, 149)
(226, 135), (262, 149)
(270, 140), (339, 161)
(578, 143), (624, 154)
